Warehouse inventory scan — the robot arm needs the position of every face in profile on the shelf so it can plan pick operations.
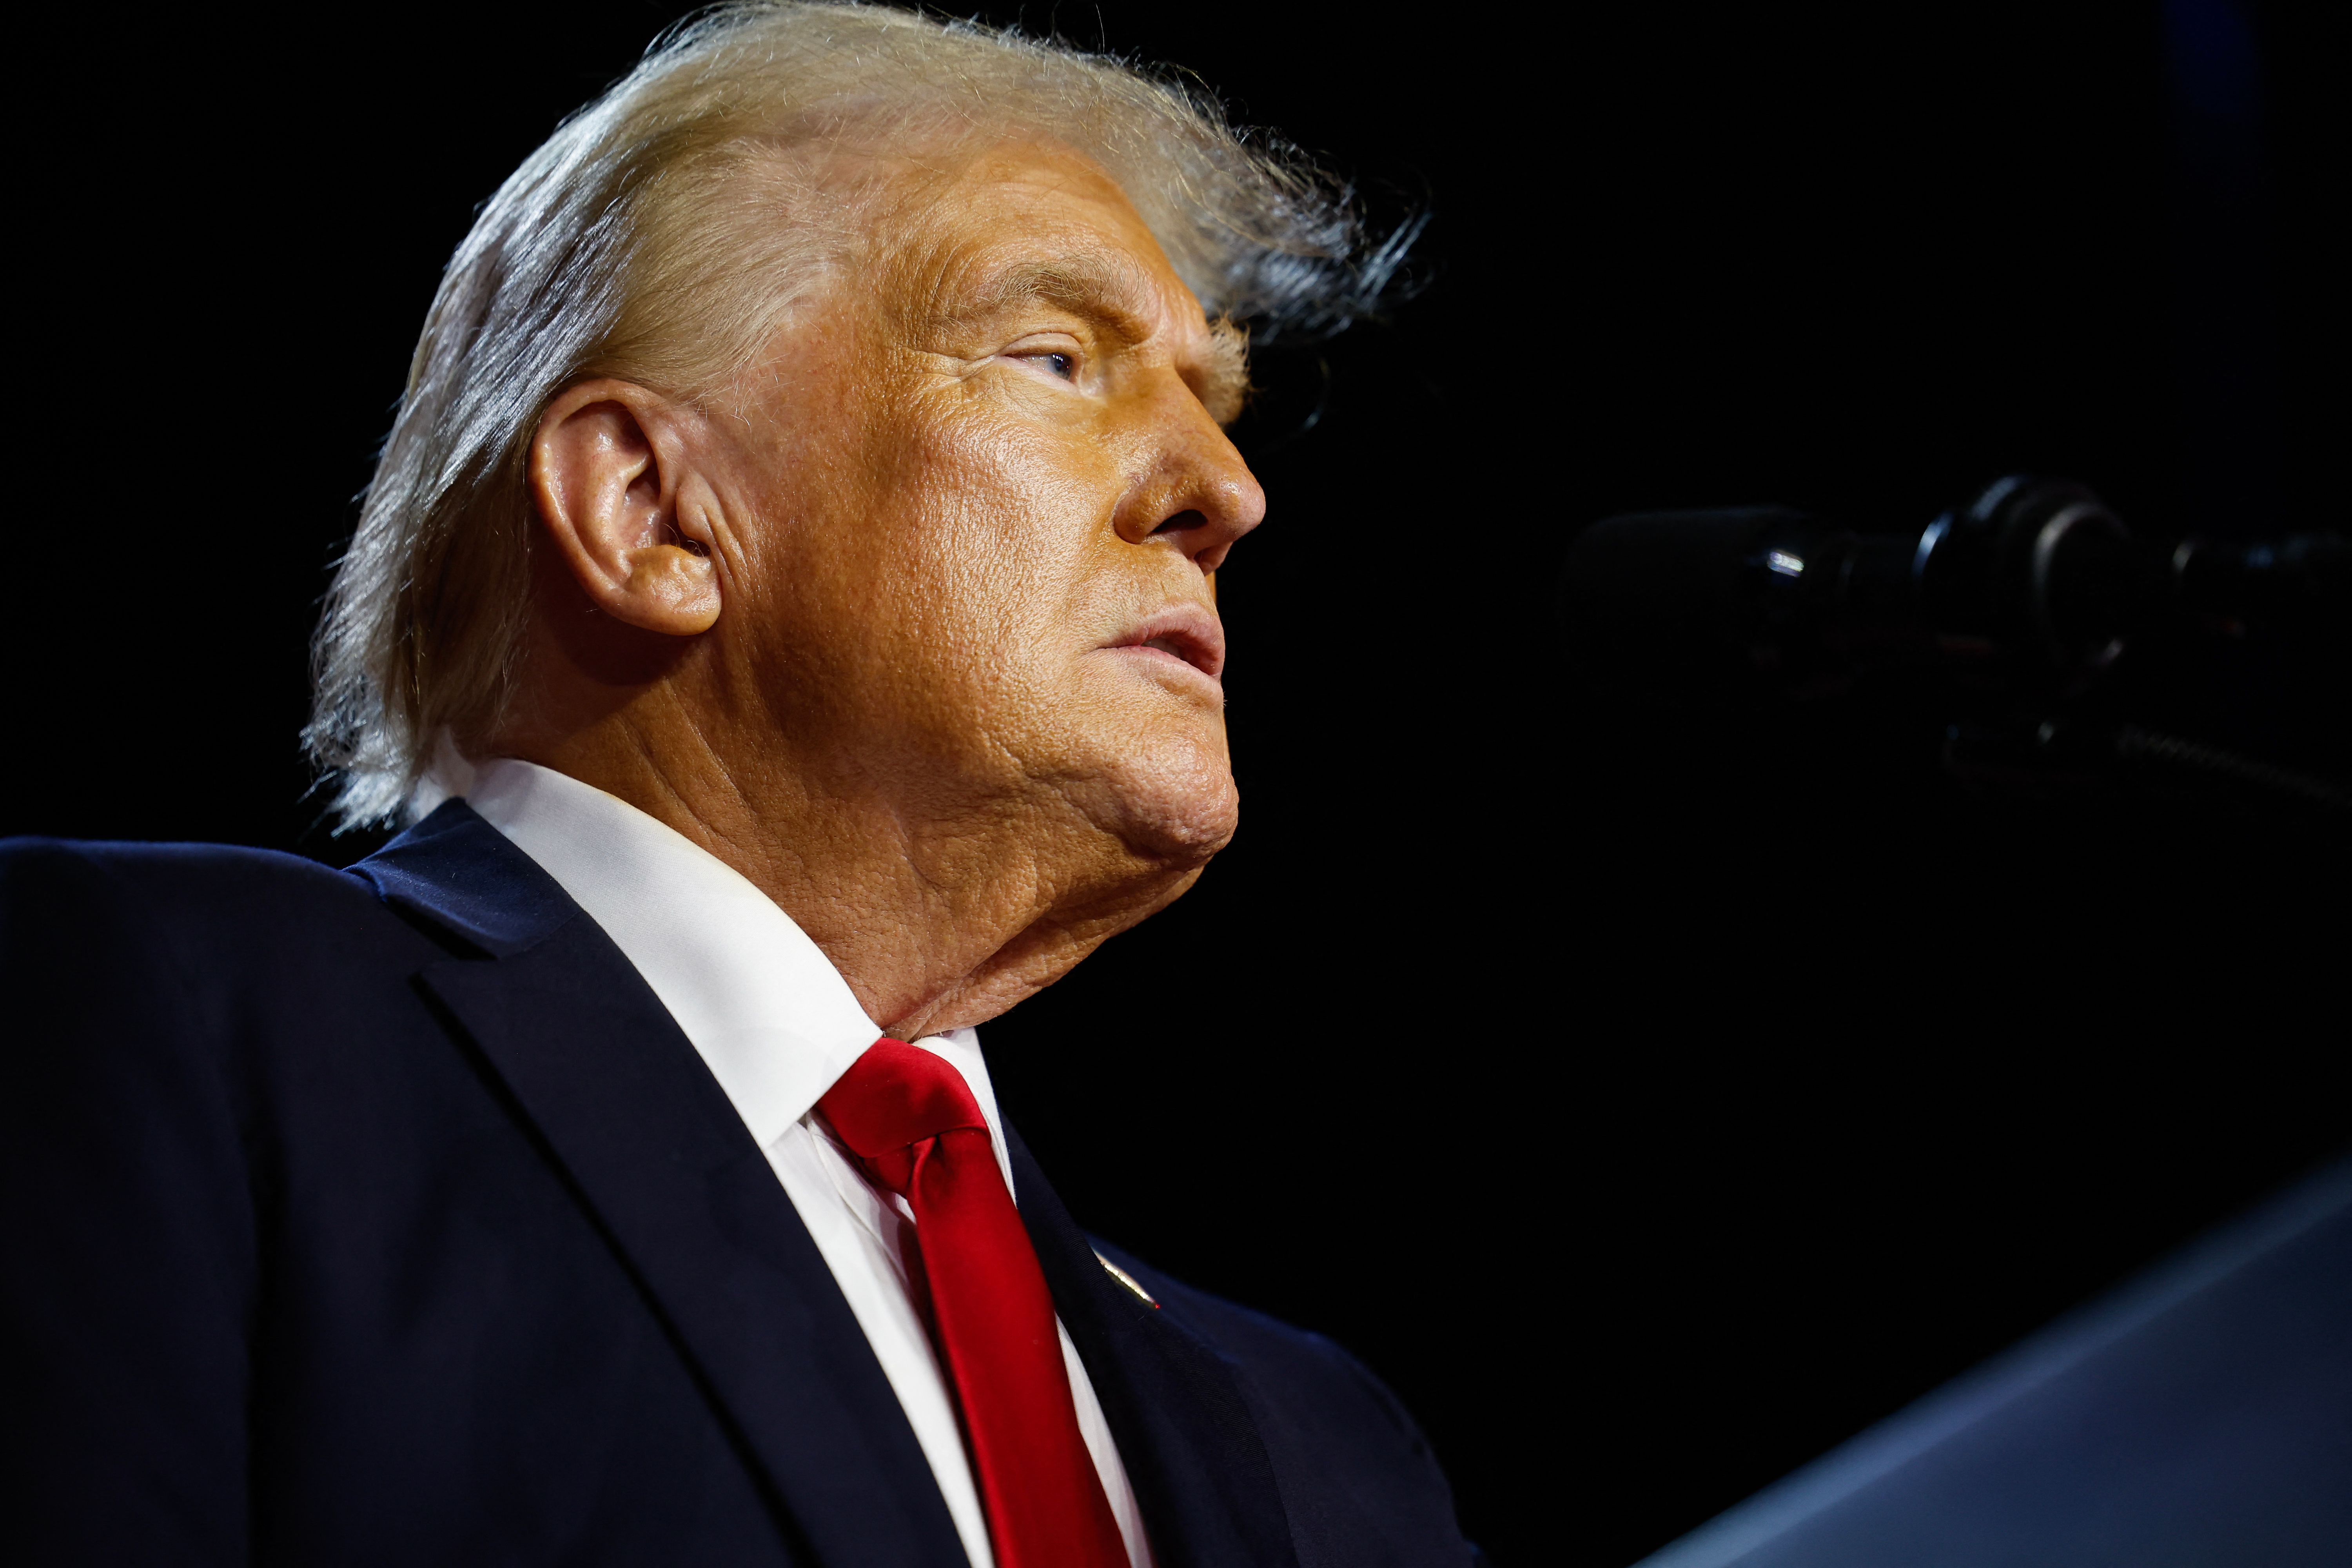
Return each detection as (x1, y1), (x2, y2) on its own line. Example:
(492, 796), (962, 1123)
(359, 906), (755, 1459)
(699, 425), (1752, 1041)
(710, 137), (1266, 877)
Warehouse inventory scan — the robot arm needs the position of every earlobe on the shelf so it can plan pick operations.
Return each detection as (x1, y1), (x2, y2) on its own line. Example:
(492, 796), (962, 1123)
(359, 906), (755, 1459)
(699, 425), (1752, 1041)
(530, 380), (723, 637)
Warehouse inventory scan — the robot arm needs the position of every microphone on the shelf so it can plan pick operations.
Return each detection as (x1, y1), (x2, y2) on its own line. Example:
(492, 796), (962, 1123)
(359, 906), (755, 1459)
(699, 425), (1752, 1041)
(1557, 476), (2348, 803)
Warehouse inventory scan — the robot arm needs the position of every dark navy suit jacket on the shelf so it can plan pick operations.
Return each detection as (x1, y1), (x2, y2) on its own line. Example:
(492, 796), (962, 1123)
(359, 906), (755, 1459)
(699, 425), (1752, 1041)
(2, 804), (1475, 1566)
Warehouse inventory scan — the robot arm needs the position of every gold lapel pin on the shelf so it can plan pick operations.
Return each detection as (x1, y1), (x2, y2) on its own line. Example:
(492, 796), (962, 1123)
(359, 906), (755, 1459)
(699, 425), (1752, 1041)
(1094, 1250), (1160, 1308)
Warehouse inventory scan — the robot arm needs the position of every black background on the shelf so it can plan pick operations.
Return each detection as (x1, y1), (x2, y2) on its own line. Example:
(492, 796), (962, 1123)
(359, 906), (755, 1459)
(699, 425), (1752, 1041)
(7, 3), (2347, 1564)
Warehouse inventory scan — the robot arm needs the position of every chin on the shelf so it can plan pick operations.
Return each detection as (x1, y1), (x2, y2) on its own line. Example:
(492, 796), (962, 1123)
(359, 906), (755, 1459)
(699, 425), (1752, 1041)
(1093, 731), (1240, 865)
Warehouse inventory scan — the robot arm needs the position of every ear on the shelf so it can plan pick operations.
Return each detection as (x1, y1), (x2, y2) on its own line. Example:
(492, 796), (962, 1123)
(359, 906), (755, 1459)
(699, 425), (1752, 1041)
(529, 379), (724, 636)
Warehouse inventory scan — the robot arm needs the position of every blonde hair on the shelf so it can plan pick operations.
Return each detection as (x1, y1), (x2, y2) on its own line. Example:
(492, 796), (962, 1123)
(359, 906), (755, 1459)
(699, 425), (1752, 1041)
(303, 1), (1408, 829)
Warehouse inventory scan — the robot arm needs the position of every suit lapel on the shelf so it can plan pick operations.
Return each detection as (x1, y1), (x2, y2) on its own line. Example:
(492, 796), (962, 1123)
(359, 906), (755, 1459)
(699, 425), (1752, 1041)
(358, 804), (967, 1568)
(1005, 1127), (1299, 1568)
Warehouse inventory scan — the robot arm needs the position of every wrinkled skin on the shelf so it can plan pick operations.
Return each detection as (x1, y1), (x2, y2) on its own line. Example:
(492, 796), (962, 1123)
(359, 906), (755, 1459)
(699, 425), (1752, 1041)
(495, 137), (1265, 1039)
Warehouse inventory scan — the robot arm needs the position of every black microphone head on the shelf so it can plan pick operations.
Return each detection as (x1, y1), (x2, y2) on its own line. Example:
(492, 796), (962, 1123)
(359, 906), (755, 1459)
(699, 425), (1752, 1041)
(1559, 479), (2160, 711)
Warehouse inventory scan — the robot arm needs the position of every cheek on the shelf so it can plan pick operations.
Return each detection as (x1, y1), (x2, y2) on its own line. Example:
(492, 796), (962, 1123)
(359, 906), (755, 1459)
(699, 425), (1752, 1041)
(897, 420), (1112, 666)
(742, 425), (1089, 757)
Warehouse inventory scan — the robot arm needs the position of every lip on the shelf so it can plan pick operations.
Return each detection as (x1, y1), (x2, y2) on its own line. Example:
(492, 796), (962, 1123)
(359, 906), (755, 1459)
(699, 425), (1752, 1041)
(1102, 600), (1226, 684)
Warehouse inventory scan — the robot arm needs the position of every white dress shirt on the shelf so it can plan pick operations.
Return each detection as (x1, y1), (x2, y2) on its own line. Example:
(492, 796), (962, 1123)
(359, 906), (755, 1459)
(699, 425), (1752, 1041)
(442, 757), (1152, 1568)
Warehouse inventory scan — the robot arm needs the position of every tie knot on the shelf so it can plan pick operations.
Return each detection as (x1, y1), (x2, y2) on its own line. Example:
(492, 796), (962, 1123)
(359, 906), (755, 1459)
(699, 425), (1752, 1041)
(817, 1038), (989, 1162)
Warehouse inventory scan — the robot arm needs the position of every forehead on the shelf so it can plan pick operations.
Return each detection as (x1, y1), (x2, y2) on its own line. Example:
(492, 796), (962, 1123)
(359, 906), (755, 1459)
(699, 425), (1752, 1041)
(876, 137), (1207, 332)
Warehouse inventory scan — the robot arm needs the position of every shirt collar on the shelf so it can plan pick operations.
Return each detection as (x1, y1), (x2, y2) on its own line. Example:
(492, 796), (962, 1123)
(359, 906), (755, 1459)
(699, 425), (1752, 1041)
(463, 758), (884, 1151)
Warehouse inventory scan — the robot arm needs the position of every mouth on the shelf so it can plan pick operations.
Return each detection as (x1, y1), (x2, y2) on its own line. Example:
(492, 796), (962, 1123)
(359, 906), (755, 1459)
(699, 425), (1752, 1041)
(1103, 601), (1226, 684)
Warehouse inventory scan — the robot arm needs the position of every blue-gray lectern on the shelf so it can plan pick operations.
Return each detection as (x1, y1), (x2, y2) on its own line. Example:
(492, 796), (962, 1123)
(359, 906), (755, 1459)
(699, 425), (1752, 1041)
(1644, 1156), (2352, 1567)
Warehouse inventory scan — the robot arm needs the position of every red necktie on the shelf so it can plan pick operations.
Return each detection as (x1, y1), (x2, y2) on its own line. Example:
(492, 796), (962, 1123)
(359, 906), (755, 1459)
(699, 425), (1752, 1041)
(817, 1039), (1130, 1568)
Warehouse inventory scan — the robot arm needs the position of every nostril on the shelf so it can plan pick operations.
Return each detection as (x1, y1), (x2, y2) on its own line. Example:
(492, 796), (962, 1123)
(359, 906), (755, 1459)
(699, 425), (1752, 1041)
(1151, 509), (1209, 535)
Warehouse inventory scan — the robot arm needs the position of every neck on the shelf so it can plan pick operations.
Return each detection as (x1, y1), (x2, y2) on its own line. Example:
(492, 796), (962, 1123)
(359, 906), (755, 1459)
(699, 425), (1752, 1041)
(494, 686), (1195, 1040)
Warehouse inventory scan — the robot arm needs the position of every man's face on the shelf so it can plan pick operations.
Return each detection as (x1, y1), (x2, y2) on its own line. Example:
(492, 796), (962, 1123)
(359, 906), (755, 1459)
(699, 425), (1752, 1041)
(706, 138), (1265, 877)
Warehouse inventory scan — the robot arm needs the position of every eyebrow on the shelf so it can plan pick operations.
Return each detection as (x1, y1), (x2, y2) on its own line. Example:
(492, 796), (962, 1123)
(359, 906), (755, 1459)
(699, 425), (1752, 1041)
(952, 256), (1155, 341)
(1195, 319), (1251, 428)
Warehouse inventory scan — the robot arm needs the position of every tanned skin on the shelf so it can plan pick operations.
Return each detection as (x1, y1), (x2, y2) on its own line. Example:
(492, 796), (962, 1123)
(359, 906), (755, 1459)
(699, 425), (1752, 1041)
(493, 136), (1264, 1042)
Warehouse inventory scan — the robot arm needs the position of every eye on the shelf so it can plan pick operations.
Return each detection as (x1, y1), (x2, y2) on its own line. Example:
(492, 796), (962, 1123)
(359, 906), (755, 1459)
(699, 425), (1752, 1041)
(1007, 340), (1081, 382)
(1005, 338), (1084, 387)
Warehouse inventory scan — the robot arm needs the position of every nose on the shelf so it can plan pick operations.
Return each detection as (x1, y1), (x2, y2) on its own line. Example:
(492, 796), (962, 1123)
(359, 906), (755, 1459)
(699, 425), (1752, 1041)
(1111, 385), (1267, 575)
